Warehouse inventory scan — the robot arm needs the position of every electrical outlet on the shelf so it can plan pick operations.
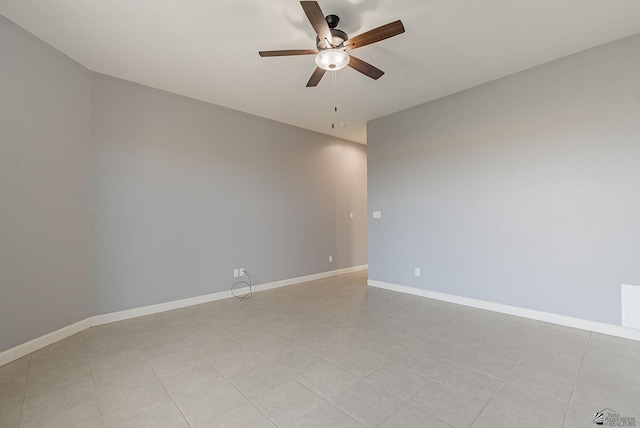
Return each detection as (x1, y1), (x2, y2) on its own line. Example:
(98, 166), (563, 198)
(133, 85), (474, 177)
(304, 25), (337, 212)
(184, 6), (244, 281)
(329, 256), (333, 263)
(349, 212), (354, 219)
(415, 268), (421, 277)
(233, 269), (239, 278)
(239, 268), (245, 276)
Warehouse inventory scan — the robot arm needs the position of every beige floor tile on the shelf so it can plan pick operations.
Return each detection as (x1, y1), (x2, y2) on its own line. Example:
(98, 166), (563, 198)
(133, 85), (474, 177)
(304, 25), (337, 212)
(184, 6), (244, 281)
(434, 363), (503, 401)
(562, 402), (601, 428)
(366, 362), (431, 401)
(138, 337), (197, 364)
(0, 374), (27, 403)
(295, 359), (360, 400)
(88, 348), (146, 377)
(25, 360), (92, 398)
(394, 349), (452, 378)
(584, 334), (640, 379)
(228, 361), (292, 399)
(92, 361), (157, 392)
(250, 336), (305, 361)
(97, 378), (169, 426)
(329, 345), (390, 378)
(484, 321), (546, 349)
(380, 403), (453, 428)
(84, 330), (137, 357)
(131, 327), (180, 347)
(252, 380), (325, 427)
(226, 326), (279, 349)
(177, 379), (250, 427)
(430, 324), (486, 348)
(205, 346), (265, 378)
(19, 377), (102, 428)
(147, 352), (209, 379)
(299, 334), (353, 361)
(386, 326), (433, 350)
(109, 400), (189, 428)
(506, 352), (580, 402)
(571, 363), (640, 414)
(488, 382), (567, 428)
(471, 404), (539, 428)
(359, 335), (411, 361)
(412, 336), (473, 362)
(28, 335), (88, 374)
(473, 337), (528, 361)
(157, 360), (223, 402)
(525, 324), (589, 362)
(171, 322), (230, 348)
(199, 402), (276, 428)
(331, 380), (404, 427)
(270, 350), (325, 378)
(325, 325), (382, 346)
(454, 348), (520, 380)
(0, 395), (23, 428)
(289, 402), (364, 428)
(0, 356), (30, 384)
(410, 379), (488, 428)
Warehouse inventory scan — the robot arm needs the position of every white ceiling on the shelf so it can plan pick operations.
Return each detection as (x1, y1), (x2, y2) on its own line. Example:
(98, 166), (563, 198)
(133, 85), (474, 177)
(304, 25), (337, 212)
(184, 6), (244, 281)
(2, 1), (640, 144)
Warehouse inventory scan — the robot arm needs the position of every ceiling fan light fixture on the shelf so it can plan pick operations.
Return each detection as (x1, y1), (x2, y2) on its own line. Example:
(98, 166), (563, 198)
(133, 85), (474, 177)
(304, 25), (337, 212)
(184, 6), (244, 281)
(315, 49), (349, 71)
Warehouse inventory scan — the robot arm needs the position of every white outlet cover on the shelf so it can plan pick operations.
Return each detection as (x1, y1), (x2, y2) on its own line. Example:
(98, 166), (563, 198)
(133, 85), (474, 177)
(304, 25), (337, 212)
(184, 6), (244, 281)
(415, 268), (421, 277)
(233, 269), (239, 278)
(329, 256), (333, 262)
(349, 212), (353, 219)
(372, 211), (382, 219)
(622, 284), (640, 329)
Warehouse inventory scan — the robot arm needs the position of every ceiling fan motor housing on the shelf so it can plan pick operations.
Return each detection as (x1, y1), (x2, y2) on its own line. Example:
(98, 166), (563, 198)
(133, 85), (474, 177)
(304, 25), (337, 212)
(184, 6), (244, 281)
(317, 28), (348, 49)
(316, 15), (348, 50)
(325, 14), (340, 28)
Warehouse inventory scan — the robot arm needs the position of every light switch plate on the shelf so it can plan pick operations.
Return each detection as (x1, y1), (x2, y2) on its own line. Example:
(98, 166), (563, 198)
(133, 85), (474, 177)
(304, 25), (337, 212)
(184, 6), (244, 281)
(372, 211), (382, 219)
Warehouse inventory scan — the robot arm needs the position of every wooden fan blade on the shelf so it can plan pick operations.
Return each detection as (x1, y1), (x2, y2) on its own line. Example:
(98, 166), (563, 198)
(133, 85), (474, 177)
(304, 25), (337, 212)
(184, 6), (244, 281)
(348, 55), (384, 80)
(259, 49), (318, 57)
(344, 20), (405, 51)
(306, 67), (326, 87)
(300, 1), (333, 48)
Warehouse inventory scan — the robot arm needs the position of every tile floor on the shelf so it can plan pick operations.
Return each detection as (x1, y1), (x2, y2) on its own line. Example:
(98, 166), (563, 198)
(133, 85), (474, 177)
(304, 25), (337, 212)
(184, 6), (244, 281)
(1, 270), (639, 427)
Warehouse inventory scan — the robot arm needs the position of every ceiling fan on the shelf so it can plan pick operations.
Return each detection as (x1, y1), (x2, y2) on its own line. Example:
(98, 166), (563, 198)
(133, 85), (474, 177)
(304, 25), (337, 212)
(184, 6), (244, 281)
(259, 1), (405, 87)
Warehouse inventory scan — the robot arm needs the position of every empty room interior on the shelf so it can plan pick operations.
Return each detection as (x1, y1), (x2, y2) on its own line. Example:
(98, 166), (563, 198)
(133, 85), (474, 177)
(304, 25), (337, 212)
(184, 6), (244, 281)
(1, 1), (640, 427)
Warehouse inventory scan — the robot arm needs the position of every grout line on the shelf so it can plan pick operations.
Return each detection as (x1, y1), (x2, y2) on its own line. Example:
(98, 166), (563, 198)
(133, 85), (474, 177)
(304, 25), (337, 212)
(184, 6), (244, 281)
(15, 353), (32, 428)
(561, 330), (591, 428)
(166, 320), (282, 427)
(80, 331), (106, 427)
(137, 326), (193, 427)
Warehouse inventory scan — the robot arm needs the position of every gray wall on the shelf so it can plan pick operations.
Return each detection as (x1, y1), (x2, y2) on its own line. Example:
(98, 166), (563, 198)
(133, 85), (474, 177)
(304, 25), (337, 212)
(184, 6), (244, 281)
(0, 14), (367, 353)
(89, 74), (367, 314)
(0, 15), (90, 352)
(368, 34), (640, 326)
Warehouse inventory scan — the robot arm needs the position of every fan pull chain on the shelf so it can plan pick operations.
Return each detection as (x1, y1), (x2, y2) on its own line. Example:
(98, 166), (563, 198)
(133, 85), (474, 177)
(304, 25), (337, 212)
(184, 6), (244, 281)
(332, 71), (338, 129)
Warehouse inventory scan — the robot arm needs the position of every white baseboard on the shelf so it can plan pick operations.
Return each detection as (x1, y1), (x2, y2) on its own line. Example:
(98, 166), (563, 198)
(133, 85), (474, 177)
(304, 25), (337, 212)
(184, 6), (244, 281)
(0, 318), (93, 367)
(252, 265), (368, 293)
(368, 279), (640, 342)
(0, 265), (368, 367)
